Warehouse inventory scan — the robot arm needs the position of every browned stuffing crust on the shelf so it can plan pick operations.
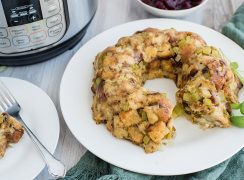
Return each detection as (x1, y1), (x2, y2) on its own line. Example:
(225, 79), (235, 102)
(0, 113), (24, 157)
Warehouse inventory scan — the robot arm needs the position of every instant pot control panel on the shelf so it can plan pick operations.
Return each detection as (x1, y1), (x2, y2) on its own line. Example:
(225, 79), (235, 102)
(0, 0), (67, 54)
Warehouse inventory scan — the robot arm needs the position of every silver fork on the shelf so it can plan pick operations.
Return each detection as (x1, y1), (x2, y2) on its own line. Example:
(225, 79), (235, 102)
(0, 80), (66, 179)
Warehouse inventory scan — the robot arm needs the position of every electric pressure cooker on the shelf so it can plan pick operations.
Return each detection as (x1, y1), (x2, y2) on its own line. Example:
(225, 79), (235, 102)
(0, 0), (97, 65)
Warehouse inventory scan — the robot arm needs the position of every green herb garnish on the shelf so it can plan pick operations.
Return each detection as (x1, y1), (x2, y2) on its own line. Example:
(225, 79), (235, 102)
(230, 62), (239, 69)
(231, 101), (244, 128)
(231, 116), (244, 128)
(231, 103), (240, 109)
(240, 102), (244, 114)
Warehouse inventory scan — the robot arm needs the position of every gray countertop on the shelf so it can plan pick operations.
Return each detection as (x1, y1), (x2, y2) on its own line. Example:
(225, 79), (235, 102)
(0, 0), (243, 179)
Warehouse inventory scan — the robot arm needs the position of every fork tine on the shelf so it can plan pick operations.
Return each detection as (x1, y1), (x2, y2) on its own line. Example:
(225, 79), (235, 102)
(0, 105), (4, 113)
(0, 80), (17, 105)
(0, 80), (18, 112)
(0, 92), (11, 107)
(0, 95), (8, 111)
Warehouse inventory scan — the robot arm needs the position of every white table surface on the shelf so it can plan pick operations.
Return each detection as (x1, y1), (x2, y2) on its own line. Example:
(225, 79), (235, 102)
(0, 0), (244, 179)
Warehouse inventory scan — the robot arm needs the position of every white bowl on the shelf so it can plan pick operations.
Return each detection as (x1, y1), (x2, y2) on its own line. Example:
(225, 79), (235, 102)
(136, 0), (209, 17)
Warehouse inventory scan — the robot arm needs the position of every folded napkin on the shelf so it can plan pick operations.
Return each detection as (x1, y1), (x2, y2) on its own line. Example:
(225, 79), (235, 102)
(61, 149), (244, 180)
(222, 2), (244, 49)
(61, 3), (244, 180)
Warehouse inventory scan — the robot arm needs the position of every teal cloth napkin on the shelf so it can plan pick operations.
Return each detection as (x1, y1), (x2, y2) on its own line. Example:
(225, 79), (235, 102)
(61, 3), (244, 180)
(222, 2), (244, 49)
(62, 149), (244, 180)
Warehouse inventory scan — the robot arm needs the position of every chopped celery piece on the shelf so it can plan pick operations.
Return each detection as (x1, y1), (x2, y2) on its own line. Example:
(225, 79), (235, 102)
(203, 98), (212, 106)
(143, 136), (150, 144)
(141, 111), (148, 121)
(172, 104), (184, 119)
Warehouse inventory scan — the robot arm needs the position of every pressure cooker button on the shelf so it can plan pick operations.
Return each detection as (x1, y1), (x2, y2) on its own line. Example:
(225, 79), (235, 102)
(0, 29), (8, 38)
(10, 17), (22, 26)
(30, 31), (47, 43)
(10, 26), (27, 37)
(30, 22), (44, 32)
(0, 38), (11, 48)
(48, 24), (62, 37)
(48, 4), (60, 16)
(28, 14), (39, 23)
(13, 36), (30, 46)
(47, 14), (62, 28)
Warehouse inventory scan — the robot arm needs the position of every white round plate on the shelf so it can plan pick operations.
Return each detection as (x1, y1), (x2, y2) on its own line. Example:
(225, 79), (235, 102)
(60, 19), (244, 175)
(0, 77), (60, 180)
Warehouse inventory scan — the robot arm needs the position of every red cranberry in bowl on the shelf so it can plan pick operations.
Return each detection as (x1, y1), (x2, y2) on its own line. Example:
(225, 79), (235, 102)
(155, 1), (167, 9)
(141, 0), (203, 10)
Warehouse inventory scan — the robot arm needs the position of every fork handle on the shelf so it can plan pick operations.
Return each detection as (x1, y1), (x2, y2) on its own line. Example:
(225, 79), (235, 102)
(16, 115), (66, 179)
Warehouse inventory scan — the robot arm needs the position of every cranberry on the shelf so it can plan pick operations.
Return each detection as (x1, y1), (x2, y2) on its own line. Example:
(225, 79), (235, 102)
(142, 0), (151, 5)
(191, 0), (203, 6)
(181, 1), (192, 9)
(175, 0), (186, 5)
(155, 1), (167, 9)
(164, 0), (177, 10)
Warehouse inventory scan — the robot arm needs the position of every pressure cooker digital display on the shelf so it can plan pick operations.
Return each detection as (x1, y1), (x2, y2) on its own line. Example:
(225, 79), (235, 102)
(1, 0), (43, 27)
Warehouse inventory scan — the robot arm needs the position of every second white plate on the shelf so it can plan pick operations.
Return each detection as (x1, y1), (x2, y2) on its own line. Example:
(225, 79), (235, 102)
(60, 19), (244, 176)
(0, 77), (60, 180)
